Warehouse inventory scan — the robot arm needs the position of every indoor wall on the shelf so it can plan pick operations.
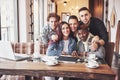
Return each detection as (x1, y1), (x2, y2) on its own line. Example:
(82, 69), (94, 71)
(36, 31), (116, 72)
(107, 0), (120, 53)
(56, 0), (88, 20)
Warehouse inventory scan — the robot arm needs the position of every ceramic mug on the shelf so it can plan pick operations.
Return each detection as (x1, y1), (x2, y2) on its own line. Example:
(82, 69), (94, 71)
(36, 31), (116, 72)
(88, 60), (97, 67)
(88, 52), (96, 60)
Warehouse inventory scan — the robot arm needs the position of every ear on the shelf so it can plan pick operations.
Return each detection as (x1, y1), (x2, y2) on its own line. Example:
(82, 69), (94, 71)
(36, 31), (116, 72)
(78, 14), (81, 21)
(79, 17), (81, 21)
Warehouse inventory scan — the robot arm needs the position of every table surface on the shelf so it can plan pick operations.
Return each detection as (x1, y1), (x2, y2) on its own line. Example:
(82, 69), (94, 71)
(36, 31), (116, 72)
(0, 59), (116, 80)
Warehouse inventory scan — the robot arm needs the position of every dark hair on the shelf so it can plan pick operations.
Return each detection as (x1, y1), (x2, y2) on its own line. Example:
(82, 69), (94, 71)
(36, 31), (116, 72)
(58, 21), (74, 41)
(47, 13), (60, 22)
(77, 28), (89, 35)
(77, 24), (89, 31)
(78, 7), (90, 13)
(68, 15), (79, 22)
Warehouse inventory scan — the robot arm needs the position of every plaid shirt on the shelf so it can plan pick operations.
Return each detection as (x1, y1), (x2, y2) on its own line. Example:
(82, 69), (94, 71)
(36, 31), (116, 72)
(41, 24), (58, 46)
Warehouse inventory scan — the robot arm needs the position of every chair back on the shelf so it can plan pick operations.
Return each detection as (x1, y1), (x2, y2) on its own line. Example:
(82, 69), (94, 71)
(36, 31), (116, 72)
(104, 42), (115, 67)
(11, 42), (34, 54)
(11, 42), (48, 54)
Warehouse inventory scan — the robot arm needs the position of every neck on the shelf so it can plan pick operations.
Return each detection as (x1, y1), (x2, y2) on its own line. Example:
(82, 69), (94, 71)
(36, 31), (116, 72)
(83, 33), (89, 42)
(63, 36), (69, 40)
(86, 20), (90, 26)
(51, 28), (56, 31)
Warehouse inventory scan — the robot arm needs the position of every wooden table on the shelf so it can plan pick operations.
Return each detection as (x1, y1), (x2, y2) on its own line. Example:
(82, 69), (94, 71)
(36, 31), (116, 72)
(0, 61), (115, 80)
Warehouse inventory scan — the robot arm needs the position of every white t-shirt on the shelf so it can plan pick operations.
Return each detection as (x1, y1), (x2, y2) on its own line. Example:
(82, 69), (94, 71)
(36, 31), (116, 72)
(63, 40), (69, 53)
(83, 33), (94, 52)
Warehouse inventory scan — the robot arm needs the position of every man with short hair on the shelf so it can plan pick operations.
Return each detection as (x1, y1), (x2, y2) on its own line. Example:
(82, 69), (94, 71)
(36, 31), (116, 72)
(41, 13), (60, 46)
(78, 7), (108, 43)
(77, 27), (105, 59)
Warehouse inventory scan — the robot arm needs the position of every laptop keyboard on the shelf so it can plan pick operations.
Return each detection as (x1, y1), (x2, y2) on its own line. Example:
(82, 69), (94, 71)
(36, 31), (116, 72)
(14, 53), (31, 60)
(14, 53), (30, 57)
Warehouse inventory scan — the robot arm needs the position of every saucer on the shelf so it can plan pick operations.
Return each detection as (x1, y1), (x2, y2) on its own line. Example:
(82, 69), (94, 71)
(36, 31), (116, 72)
(45, 61), (58, 66)
(85, 62), (99, 68)
(87, 57), (98, 61)
(41, 56), (58, 62)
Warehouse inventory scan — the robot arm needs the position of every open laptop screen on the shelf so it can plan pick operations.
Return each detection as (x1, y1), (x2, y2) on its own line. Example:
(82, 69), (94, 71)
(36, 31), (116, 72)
(0, 41), (16, 60)
(0, 41), (31, 61)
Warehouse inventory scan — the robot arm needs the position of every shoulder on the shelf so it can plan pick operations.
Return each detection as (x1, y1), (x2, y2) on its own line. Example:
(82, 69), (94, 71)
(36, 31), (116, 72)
(42, 24), (50, 30)
(77, 41), (83, 45)
(58, 40), (63, 45)
(42, 25), (52, 33)
(88, 33), (94, 42)
(79, 21), (84, 25)
(99, 46), (105, 49)
(90, 17), (104, 24)
(69, 37), (76, 42)
(97, 46), (105, 51)
(48, 42), (57, 47)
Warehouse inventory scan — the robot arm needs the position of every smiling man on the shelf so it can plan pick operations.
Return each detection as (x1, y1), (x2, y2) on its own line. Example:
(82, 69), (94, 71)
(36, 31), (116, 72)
(41, 13), (60, 46)
(78, 7), (108, 44)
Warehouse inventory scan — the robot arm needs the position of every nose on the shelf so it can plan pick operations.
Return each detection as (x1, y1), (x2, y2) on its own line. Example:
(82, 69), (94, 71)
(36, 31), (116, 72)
(81, 33), (84, 36)
(71, 24), (74, 27)
(83, 15), (86, 20)
(64, 28), (68, 32)
(53, 22), (55, 25)
(79, 33), (84, 37)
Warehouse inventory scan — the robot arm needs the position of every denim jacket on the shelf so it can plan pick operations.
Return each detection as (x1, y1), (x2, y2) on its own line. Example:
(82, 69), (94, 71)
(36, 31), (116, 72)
(46, 37), (77, 56)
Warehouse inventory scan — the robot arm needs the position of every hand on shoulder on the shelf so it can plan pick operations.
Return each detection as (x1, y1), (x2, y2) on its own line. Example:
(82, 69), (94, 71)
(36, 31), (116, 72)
(92, 35), (105, 46)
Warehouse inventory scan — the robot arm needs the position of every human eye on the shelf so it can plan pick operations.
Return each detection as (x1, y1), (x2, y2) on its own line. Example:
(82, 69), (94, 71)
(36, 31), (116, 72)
(80, 15), (84, 17)
(62, 27), (65, 30)
(83, 32), (87, 35)
(74, 23), (77, 25)
(51, 21), (53, 23)
(66, 26), (69, 29)
(85, 14), (88, 16)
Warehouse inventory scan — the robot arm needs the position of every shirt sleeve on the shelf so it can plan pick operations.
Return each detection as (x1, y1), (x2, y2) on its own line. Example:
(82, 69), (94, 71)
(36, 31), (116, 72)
(40, 26), (49, 45)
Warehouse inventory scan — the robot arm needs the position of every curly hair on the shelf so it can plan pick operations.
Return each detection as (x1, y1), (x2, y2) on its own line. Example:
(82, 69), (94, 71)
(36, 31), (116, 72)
(47, 13), (60, 22)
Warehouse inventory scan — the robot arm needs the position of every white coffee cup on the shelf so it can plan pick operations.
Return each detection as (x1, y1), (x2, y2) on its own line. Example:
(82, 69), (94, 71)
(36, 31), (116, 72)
(88, 60), (97, 67)
(88, 53), (96, 60)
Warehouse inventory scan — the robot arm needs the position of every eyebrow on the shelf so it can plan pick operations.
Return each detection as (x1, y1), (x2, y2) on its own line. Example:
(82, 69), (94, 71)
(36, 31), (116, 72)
(80, 13), (88, 17)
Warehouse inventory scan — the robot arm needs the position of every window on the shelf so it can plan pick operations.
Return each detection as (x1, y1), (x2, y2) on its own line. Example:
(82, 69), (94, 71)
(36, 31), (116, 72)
(61, 12), (71, 22)
(0, 0), (18, 41)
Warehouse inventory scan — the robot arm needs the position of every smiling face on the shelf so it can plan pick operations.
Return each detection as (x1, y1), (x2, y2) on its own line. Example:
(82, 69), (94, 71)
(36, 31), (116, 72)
(78, 29), (89, 41)
(79, 10), (91, 24)
(68, 19), (78, 33)
(48, 17), (58, 30)
(61, 23), (70, 39)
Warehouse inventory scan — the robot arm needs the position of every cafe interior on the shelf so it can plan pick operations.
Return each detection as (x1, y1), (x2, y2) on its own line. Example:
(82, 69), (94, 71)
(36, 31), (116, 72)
(0, 0), (120, 80)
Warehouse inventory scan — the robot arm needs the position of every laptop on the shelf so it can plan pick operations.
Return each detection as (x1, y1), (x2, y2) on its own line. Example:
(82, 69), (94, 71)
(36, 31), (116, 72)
(0, 41), (31, 61)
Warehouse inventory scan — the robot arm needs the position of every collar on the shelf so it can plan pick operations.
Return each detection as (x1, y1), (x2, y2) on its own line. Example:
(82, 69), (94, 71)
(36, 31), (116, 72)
(83, 33), (93, 44)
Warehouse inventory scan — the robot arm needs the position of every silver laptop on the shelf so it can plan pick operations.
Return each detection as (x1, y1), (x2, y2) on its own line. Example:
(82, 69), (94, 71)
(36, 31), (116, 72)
(0, 41), (31, 61)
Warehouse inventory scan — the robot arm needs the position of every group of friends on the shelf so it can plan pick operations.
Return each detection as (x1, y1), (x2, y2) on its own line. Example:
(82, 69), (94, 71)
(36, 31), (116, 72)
(41, 7), (108, 80)
(41, 7), (108, 60)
